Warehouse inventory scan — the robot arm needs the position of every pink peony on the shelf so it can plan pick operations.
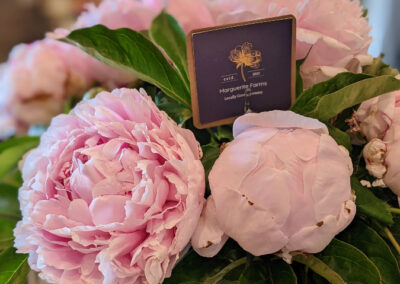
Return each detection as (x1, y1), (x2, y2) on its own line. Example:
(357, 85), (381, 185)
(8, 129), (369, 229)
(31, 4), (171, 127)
(167, 0), (372, 88)
(356, 91), (400, 195)
(192, 111), (355, 260)
(69, 0), (165, 88)
(73, 0), (163, 31)
(0, 40), (93, 139)
(14, 88), (205, 284)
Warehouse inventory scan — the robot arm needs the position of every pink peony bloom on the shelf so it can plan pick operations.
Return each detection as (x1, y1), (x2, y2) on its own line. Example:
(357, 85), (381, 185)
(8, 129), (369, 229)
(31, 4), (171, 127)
(356, 91), (400, 195)
(0, 40), (93, 139)
(69, 0), (165, 88)
(14, 88), (205, 284)
(167, 0), (372, 88)
(73, 0), (163, 31)
(192, 111), (355, 260)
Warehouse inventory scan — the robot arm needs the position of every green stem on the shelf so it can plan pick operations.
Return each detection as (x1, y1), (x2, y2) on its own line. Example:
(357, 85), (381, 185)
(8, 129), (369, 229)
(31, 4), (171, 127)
(293, 255), (345, 284)
(206, 128), (220, 143)
(204, 257), (247, 284)
(389, 207), (400, 215)
(372, 220), (400, 254)
(383, 226), (400, 255)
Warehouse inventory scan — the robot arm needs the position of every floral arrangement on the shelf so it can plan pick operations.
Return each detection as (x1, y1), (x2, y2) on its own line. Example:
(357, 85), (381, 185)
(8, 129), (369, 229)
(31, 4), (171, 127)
(0, 0), (399, 283)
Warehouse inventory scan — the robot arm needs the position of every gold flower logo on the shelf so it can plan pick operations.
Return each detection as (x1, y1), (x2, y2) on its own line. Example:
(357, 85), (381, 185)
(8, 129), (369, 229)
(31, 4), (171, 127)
(229, 42), (262, 82)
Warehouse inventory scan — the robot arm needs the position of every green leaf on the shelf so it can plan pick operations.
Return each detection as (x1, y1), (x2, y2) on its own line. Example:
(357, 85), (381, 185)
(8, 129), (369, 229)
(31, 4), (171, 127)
(296, 58), (307, 98)
(201, 142), (220, 179)
(164, 240), (246, 284)
(339, 219), (400, 284)
(0, 247), (29, 284)
(0, 183), (20, 219)
(239, 258), (296, 284)
(150, 11), (190, 90)
(1, 170), (22, 188)
(155, 92), (192, 125)
(293, 254), (345, 284)
(217, 125), (233, 141)
(62, 25), (191, 107)
(327, 125), (352, 151)
(351, 177), (394, 225)
(0, 217), (17, 250)
(292, 73), (370, 114)
(291, 73), (400, 122)
(316, 239), (382, 284)
(363, 57), (399, 77)
(0, 137), (39, 180)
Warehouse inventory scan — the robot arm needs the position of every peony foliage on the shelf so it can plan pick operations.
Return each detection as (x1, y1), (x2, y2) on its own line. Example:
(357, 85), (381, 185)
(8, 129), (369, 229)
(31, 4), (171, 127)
(0, 5), (400, 284)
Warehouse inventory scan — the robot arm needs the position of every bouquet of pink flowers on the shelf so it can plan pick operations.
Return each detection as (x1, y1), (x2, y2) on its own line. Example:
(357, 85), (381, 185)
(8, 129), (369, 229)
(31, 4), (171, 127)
(0, 0), (399, 283)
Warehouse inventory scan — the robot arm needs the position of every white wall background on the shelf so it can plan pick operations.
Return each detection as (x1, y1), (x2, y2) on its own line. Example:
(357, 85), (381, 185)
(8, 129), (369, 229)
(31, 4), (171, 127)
(362, 0), (400, 69)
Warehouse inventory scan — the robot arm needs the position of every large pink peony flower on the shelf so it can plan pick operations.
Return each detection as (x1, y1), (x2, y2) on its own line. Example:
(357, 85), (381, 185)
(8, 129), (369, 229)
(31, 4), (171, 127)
(0, 40), (93, 139)
(14, 88), (205, 284)
(192, 111), (355, 260)
(356, 91), (400, 195)
(167, 0), (372, 88)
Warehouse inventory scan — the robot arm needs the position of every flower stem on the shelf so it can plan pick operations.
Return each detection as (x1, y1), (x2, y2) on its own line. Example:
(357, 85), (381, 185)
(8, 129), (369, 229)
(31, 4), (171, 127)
(204, 257), (247, 284)
(389, 207), (400, 215)
(383, 226), (400, 254)
(206, 128), (220, 143)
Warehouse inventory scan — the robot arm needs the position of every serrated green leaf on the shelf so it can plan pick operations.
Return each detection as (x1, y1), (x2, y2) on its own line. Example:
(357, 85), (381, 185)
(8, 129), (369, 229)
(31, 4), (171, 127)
(150, 11), (190, 90)
(155, 93), (192, 125)
(62, 25), (191, 107)
(351, 177), (394, 225)
(0, 247), (29, 284)
(363, 57), (399, 77)
(292, 73), (400, 122)
(316, 239), (382, 284)
(327, 125), (352, 151)
(0, 137), (39, 180)
(339, 219), (400, 284)
(239, 258), (297, 284)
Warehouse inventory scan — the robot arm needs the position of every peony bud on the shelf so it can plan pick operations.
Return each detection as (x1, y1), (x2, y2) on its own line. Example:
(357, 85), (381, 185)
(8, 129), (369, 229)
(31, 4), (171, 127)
(192, 111), (355, 261)
(363, 138), (387, 179)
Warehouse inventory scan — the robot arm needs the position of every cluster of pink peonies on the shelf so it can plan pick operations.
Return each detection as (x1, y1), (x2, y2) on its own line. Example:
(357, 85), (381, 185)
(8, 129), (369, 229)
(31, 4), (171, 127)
(0, 0), (372, 139)
(6, 0), (395, 283)
(14, 88), (205, 283)
(191, 111), (356, 261)
(355, 91), (400, 196)
(14, 89), (356, 282)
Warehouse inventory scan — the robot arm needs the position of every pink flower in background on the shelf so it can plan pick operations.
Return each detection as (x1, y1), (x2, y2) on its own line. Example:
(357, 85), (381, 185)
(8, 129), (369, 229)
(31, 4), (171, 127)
(356, 91), (400, 195)
(70, 0), (164, 88)
(74, 0), (163, 31)
(0, 40), (93, 139)
(167, 0), (372, 88)
(14, 88), (205, 283)
(192, 111), (355, 260)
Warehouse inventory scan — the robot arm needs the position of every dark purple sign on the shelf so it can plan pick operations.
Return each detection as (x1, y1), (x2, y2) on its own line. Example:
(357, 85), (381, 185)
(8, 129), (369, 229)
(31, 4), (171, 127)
(187, 16), (296, 129)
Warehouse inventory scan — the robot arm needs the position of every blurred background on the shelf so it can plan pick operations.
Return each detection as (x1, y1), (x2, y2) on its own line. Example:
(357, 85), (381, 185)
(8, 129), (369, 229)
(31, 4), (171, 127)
(0, 0), (399, 67)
